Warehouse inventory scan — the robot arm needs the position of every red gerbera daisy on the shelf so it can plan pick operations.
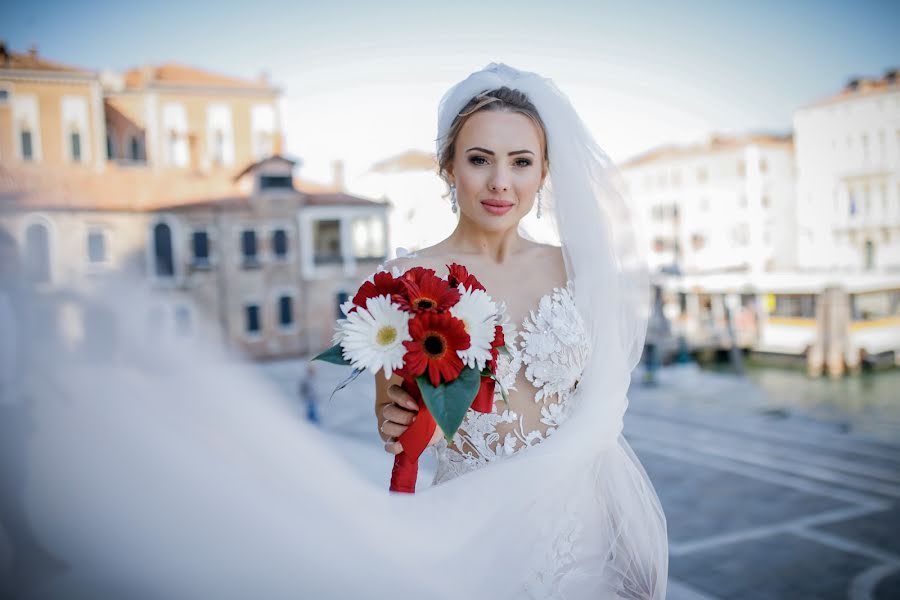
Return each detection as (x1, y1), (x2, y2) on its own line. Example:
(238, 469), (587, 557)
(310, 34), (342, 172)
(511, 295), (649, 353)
(394, 271), (460, 313)
(487, 324), (505, 372)
(446, 263), (485, 292)
(402, 312), (471, 387)
(351, 270), (404, 312)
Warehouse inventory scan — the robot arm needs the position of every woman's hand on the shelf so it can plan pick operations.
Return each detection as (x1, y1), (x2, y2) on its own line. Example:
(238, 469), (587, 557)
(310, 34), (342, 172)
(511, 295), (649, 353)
(380, 384), (444, 455)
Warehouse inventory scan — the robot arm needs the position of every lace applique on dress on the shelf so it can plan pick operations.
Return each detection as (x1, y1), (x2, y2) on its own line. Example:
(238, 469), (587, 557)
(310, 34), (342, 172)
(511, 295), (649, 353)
(432, 281), (590, 485)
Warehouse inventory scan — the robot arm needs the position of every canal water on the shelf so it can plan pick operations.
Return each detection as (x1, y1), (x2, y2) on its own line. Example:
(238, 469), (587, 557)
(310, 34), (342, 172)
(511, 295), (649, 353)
(699, 360), (900, 444)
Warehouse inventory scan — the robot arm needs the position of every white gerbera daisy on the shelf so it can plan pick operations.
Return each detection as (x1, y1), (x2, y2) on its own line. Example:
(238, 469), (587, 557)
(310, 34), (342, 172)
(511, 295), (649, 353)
(450, 287), (498, 371)
(338, 295), (411, 377)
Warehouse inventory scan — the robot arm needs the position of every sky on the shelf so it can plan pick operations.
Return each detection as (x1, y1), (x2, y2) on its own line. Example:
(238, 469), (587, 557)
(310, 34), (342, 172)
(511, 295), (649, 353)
(4, 0), (899, 187)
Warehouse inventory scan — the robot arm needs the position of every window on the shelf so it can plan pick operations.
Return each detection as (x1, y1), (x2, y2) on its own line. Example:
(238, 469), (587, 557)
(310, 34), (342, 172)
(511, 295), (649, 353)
(71, 131), (82, 163)
(313, 220), (342, 264)
(212, 130), (225, 166)
(0, 89), (8, 103)
(24, 222), (50, 283)
(245, 304), (261, 335)
(352, 216), (385, 260)
(192, 230), (210, 267)
(771, 294), (816, 318)
(21, 129), (33, 161)
(850, 290), (900, 321)
(87, 229), (106, 264)
(260, 175), (293, 190)
(272, 229), (289, 260)
(106, 134), (114, 160)
(153, 222), (174, 277)
(278, 295), (293, 328)
(130, 136), (141, 161)
(241, 229), (259, 267)
(864, 240), (875, 270)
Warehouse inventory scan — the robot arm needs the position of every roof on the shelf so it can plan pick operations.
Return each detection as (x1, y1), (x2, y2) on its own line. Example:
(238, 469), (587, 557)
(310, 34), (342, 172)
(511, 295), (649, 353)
(304, 192), (386, 207)
(0, 163), (241, 212)
(0, 164), (385, 213)
(123, 63), (276, 92)
(0, 43), (93, 76)
(233, 155), (298, 181)
(620, 132), (794, 169)
(801, 70), (899, 110)
(370, 149), (437, 174)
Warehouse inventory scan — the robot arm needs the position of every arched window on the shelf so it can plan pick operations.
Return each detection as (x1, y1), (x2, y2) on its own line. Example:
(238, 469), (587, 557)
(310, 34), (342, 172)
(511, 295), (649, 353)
(24, 221), (50, 283)
(153, 222), (175, 277)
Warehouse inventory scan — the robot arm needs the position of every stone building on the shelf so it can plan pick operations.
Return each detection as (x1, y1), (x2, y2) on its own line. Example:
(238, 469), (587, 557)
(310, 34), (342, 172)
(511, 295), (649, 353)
(620, 134), (796, 275)
(0, 44), (389, 361)
(793, 69), (900, 271)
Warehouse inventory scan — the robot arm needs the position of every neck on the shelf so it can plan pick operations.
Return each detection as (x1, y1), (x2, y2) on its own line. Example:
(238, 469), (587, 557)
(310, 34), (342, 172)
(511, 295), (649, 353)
(445, 213), (525, 264)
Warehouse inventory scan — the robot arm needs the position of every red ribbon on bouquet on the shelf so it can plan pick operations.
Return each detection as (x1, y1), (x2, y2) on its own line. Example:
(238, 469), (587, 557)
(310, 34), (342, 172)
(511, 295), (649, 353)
(389, 375), (496, 493)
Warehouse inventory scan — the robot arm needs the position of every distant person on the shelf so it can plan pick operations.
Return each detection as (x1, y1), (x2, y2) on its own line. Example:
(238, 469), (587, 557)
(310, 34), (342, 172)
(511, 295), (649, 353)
(299, 362), (320, 425)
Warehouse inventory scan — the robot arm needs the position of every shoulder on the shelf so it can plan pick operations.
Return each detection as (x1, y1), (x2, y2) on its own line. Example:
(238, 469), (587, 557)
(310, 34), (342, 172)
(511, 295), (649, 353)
(379, 245), (446, 274)
(524, 242), (566, 280)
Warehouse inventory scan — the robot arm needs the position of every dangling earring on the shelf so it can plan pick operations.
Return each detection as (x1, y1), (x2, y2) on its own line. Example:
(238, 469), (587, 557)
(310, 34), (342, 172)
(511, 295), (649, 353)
(450, 184), (458, 214)
(536, 188), (543, 219)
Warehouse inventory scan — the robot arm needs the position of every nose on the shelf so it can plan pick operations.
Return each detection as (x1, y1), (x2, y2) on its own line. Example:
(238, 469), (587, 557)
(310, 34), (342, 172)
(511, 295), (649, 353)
(488, 168), (510, 193)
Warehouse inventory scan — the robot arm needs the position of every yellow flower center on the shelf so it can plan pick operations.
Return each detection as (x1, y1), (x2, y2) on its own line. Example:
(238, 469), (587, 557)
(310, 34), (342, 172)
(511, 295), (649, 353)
(376, 325), (397, 346)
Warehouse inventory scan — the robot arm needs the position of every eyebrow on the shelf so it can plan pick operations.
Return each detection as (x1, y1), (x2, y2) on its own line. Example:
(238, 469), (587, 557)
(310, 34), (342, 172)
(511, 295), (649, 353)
(465, 146), (535, 156)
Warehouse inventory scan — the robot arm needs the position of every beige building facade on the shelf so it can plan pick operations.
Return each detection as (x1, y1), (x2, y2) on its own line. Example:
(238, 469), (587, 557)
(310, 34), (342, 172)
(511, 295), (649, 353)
(1, 44), (389, 361)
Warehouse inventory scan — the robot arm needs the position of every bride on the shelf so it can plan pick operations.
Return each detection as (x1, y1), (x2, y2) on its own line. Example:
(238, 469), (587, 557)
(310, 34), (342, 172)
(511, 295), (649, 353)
(12, 63), (667, 599)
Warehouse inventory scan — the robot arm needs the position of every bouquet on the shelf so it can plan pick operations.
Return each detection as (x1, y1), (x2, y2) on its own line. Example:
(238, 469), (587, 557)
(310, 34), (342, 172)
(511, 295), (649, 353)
(313, 263), (509, 493)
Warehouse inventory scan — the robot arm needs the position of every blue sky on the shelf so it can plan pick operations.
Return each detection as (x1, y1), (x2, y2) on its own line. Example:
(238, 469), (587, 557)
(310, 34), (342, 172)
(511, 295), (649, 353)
(4, 0), (899, 185)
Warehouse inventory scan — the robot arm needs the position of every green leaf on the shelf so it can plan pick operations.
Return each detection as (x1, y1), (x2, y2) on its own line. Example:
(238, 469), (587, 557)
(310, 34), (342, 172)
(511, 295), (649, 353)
(312, 343), (350, 366)
(416, 367), (482, 443)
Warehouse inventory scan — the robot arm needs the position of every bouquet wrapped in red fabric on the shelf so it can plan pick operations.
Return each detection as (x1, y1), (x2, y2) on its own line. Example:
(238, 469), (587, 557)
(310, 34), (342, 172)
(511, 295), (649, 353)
(313, 263), (508, 493)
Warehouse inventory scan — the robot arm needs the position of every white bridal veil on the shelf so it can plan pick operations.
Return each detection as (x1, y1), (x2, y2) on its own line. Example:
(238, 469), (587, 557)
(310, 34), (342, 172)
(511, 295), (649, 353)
(3, 63), (667, 599)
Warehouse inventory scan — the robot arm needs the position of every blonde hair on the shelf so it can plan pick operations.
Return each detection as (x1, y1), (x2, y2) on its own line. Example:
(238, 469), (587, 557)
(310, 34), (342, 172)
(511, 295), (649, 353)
(437, 87), (549, 185)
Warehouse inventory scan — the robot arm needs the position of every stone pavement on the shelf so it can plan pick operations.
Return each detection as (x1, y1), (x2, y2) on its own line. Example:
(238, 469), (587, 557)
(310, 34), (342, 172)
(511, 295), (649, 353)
(264, 360), (900, 600)
(626, 365), (900, 600)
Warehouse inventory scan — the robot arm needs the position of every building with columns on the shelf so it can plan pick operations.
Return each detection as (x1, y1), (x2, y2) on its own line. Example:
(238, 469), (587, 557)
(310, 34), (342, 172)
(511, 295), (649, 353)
(793, 69), (900, 272)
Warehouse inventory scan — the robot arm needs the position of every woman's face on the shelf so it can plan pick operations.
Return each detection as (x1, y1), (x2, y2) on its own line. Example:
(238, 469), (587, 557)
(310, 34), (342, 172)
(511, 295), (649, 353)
(447, 109), (547, 232)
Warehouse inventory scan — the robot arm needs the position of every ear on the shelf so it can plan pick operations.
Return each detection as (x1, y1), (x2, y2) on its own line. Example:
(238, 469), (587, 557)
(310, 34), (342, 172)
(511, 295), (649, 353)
(444, 165), (455, 187)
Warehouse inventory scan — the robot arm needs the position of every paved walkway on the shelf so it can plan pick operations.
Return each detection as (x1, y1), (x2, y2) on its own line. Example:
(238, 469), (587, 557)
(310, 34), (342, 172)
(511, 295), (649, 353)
(265, 360), (900, 600)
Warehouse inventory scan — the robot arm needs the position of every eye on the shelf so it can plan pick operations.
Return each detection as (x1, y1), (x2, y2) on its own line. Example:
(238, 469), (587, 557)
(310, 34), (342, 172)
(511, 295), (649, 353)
(469, 155), (488, 166)
(514, 158), (533, 167)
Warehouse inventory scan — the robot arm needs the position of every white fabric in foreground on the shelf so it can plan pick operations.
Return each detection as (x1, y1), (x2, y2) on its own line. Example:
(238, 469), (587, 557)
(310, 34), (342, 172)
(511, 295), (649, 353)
(14, 63), (667, 599)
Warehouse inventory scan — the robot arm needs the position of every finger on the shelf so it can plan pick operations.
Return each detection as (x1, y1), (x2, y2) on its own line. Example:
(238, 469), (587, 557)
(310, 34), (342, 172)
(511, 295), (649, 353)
(381, 421), (408, 438)
(382, 403), (416, 425)
(384, 440), (404, 455)
(387, 385), (418, 410)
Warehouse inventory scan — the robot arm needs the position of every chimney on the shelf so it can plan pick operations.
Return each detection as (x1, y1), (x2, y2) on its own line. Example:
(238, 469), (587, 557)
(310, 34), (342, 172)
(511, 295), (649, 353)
(845, 77), (861, 92)
(28, 44), (37, 59)
(331, 160), (345, 191)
